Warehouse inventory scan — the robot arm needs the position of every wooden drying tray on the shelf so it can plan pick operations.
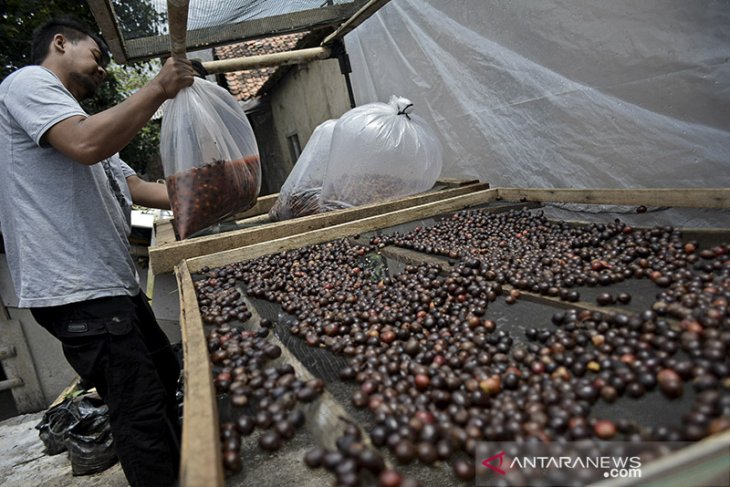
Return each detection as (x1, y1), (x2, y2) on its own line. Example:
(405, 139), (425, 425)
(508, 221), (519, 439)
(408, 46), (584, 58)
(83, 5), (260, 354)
(174, 186), (730, 486)
(149, 178), (484, 275)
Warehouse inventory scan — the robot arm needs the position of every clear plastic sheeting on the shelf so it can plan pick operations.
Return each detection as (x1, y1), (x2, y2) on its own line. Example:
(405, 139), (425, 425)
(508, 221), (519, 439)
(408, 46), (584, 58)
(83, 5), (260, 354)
(344, 0), (730, 226)
(147, 0), (357, 34)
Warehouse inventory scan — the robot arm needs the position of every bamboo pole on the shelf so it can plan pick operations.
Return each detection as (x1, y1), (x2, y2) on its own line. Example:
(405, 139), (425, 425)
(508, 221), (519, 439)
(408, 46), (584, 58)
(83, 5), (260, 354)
(201, 46), (332, 74)
(167, 0), (190, 59)
(322, 0), (392, 45)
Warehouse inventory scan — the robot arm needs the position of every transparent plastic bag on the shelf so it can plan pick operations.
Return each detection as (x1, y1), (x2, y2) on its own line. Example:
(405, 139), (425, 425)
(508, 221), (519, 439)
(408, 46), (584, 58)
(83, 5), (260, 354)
(160, 78), (261, 239)
(269, 119), (336, 221)
(320, 95), (443, 208)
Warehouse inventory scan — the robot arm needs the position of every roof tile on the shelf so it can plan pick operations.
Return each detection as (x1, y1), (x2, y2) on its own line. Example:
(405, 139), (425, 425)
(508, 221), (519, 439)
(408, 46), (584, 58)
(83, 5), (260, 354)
(214, 32), (307, 101)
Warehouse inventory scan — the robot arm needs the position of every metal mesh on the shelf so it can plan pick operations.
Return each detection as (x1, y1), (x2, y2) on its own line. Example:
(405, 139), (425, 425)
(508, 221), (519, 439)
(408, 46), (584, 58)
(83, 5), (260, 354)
(95, 0), (366, 63)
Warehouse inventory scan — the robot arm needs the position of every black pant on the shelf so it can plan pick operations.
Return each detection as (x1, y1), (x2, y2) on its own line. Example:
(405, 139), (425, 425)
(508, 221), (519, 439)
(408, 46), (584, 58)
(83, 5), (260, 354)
(32, 292), (181, 487)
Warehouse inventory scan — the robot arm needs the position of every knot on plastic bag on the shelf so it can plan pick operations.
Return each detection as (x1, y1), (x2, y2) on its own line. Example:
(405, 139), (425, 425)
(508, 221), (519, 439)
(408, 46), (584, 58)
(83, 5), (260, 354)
(389, 95), (414, 119)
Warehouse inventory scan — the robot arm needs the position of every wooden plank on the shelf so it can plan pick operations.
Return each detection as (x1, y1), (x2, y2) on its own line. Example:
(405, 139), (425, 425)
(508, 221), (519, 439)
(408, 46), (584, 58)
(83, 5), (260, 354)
(379, 246), (642, 318)
(322, 0), (393, 45)
(153, 193), (281, 246)
(228, 193), (279, 220)
(151, 180), (478, 248)
(175, 261), (224, 487)
(233, 214), (270, 226)
(86, 0), (127, 63)
(123, 3), (361, 62)
(436, 177), (480, 187)
(0, 319), (46, 413)
(154, 218), (178, 247)
(497, 187), (730, 208)
(185, 187), (499, 273)
(150, 182), (490, 274)
(167, 0), (190, 59)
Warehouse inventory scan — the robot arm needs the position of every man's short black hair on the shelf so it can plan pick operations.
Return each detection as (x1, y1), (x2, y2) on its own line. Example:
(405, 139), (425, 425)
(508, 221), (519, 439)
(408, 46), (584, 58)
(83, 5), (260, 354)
(31, 15), (111, 66)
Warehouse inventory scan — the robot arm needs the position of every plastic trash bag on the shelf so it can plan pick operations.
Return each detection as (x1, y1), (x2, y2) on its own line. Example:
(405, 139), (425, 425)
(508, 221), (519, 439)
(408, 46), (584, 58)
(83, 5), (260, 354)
(36, 399), (80, 455)
(35, 395), (118, 475)
(161, 77), (261, 239)
(66, 409), (117, 476)
(320, 95), (443, 208)
(269, 119), (337, 221)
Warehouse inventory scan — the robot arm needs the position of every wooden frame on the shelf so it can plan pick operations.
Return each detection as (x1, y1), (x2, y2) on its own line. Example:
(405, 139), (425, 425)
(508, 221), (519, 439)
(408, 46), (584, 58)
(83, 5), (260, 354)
(88, 0), (369, 64)
(150, 179), (484, 274)
(174, 187), (730, 486)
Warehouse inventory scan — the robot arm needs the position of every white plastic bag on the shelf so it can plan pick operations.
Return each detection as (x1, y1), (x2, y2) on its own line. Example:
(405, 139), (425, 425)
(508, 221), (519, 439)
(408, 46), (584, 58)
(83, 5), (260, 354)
(320, 95), (443, 208)
(269, 119), (336, 221)
(160, 78), (261, 239)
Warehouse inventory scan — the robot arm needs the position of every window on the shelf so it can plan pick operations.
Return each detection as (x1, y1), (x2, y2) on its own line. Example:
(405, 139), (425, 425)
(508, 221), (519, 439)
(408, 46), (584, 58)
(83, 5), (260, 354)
(287, 133), (302, 162)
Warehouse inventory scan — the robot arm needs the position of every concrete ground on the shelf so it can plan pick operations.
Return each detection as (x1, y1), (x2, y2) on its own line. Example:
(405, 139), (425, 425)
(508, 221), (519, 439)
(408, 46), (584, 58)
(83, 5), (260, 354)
(0, 411), (127, 487)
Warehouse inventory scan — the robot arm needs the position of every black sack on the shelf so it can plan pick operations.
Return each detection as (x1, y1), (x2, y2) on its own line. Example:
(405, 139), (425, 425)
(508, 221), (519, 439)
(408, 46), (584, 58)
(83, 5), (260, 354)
(35, 394), (118, 475)
(66, 411), (117, 476)
(35, 399), (80, 455)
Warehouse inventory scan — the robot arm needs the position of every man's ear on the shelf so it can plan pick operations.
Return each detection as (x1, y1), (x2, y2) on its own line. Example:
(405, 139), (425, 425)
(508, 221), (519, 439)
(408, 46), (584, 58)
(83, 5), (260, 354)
(51, 33), (67, 54)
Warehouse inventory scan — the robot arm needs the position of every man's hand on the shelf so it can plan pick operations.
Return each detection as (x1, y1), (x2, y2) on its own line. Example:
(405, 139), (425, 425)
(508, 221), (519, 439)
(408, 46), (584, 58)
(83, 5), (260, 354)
(151, 57), (196, 99)
(127, 175), (170, 210)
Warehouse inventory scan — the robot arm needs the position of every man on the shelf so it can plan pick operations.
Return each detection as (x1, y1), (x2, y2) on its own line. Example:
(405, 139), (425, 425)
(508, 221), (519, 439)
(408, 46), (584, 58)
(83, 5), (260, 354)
(0, 15), (195, 486)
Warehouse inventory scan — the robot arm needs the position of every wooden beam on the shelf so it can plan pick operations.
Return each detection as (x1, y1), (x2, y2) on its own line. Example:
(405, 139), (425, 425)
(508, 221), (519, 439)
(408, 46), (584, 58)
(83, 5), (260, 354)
(86, 0), (127, 64)
(153, 180), (473, 244)
(150, 182), (490, 274)
(322, 0), (392, 45)
(167, 0), (190, 59)
(175, 261), (224, 487)
(229, 193), (279, 220)
(380, 246), (643, 318)
(496, 188), (730, 208)
(153, 193), (281, 248)
(123, 3), (361, 63)
(185, 187), (500, 273)
(202, 47), (331, 75)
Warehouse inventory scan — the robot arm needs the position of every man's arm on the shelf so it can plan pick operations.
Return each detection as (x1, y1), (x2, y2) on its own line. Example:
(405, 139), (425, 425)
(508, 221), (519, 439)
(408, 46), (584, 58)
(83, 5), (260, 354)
(127, 175), (170, 210)
(44, 57), (194, 165)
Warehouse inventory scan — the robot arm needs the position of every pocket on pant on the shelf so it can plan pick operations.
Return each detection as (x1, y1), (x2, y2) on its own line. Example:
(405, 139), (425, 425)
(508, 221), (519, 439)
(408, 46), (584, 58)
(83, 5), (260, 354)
(56, 316), (133, 382)
(56, 315), (134, 339)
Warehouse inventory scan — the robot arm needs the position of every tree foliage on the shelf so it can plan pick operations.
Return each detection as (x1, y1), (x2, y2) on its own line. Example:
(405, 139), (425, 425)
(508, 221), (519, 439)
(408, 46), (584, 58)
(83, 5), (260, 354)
(0, 0), (165, 175)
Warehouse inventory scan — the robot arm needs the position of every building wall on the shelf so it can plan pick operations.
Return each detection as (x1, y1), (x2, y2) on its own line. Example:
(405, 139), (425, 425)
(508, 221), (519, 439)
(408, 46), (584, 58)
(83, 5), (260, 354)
(248, 104), (286, 196)
(0, 253), (181, 410)
(268, 57), (352, 187)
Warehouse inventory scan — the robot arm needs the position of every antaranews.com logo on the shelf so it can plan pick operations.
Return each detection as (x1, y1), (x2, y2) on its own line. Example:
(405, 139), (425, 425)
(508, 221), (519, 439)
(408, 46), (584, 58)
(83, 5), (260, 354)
(481, 449), (641, 480)
(474, 441), (730, 487)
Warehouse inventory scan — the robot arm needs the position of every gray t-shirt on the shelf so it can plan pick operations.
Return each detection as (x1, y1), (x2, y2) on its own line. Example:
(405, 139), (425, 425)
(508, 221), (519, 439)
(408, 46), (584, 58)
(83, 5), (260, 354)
(0, 66), (140, 308)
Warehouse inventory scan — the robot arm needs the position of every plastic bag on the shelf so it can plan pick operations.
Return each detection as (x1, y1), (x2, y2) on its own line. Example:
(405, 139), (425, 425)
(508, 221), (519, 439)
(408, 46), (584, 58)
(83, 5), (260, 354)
(269, 119), (337, 221)
(36, 399), (80, 455)
(320, 95), (443, 208)
(161, 77), (261, 239)
(35, 395), (117, 475)
(66, 408), (117, 476)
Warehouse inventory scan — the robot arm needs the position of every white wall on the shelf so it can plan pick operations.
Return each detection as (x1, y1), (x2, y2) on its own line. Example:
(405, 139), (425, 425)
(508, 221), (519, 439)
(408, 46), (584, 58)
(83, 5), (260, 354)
(270, 58), (352, 173)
